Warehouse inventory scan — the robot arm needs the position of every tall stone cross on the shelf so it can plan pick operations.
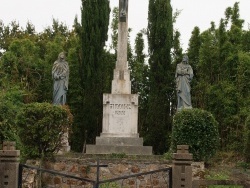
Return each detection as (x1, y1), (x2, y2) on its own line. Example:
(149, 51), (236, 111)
(85, 0), (152, 155)
(119, 0), (128, 22)
(112, 0), (130, 94)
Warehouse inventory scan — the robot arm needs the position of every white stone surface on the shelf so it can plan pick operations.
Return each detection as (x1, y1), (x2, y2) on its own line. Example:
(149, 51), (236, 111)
(102, 94), (138, 137)
(116, 5), (128, 70)
(111, 69), (131, 94)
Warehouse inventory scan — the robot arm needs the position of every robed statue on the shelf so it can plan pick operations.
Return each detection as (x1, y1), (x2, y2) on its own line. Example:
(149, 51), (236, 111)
(175, 55), (193, 111)
(52, 52), (69, 105)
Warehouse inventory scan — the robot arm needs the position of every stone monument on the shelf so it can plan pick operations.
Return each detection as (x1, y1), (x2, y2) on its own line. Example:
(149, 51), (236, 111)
(52, 52), (69, 106)
(52, 52), (70, 153)
(86, 0), (152, 155)
(175, 55), (193, 111)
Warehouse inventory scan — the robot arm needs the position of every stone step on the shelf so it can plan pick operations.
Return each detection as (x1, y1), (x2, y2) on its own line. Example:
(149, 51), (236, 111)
(86, 145), (152, 155)
(96, 137), (143, 146)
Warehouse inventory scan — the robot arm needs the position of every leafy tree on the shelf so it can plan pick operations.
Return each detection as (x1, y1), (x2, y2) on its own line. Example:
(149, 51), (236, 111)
(187, 26), (201, 108)
(172, 30), (183, 65)
(110, 7), (119, 53)
(64, 25), (85, 151)
(0, 38), (43, 102)
(187, 2), (250, 152)
(146, 0), (173, 154)
(244, 115), (250, 163)
(0, 21), (23, 52)
(187, 27), (201, 78)
(25, 21), (36, 35)
(0, 88), (24, 144)
(171, 30), (183, 112)
(131, 31), (149, 134)
(242, 30), (250, 52)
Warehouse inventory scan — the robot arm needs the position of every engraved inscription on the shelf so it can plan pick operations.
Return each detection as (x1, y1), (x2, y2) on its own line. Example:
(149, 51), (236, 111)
(115, 111), (125, 115)
(110, 104), (131, 110)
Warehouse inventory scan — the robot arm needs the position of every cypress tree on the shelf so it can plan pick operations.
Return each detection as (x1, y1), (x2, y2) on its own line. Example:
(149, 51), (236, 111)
(187, 26), (201, 108)
(171, 30), (183, 113)
(146, 0), (173, 154)
(78, 0), (110, 148)
(132, 31), (149, 135)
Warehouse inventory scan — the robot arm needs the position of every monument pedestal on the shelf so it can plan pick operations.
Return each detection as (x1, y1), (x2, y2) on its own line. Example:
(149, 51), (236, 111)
(86, 142), (152, 155)
(86, 94), (152, 155)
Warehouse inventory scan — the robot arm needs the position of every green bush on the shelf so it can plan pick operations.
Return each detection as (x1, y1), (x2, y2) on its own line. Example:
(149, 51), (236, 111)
(171, 108), (219, 161)
(16, 102), (72, 159)
(244, 115), (250, 163)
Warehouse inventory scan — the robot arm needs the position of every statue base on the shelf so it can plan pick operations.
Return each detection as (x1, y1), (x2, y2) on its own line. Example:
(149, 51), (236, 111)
(57, 145), (70, 155)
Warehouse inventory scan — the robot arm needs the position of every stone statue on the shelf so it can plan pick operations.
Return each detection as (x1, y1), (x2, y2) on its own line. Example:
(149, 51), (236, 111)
(175, 55), (193, 111)
(52, 52), (69, 105)
(120, 0), (128, 21)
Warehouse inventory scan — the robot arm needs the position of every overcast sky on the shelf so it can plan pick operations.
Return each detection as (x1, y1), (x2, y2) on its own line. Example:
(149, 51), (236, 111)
(0, 0), (249, 51)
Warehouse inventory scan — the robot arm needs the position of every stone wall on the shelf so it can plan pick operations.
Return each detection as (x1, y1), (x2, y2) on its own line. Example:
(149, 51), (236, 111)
(22, 154), (205, 188)
(24, 155), (172, 188)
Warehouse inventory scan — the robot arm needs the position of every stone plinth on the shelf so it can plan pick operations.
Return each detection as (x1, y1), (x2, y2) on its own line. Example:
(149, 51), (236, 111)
(58, 130), (71, 154)
(96, 137), (143, 146)
(87, 136), (152, 155)
(86, 144), (152, 155)
(86, 94), (152, 155)
(0, 141), (20, 188)
(172, 145), (193, 188)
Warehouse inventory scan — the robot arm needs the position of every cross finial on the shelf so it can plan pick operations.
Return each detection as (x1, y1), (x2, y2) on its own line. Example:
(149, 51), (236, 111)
(119, 0), (128, 22)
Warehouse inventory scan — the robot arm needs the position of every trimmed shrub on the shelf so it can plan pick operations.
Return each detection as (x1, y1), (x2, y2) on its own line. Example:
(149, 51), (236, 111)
(244, 115), (250, 163)
(171, 108), (219, 161)
(16, 102), (72, 159)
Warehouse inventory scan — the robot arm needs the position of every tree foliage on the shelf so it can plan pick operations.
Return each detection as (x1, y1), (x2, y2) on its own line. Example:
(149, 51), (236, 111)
(146, 0), (173, 154)
(0, 88), (24, 144)
(1, 38), (43, 102)
(130, 31), (149, 135)
(71, 0), (111, 151)
(244, 115), (250, 163)
(187, 2), (250, 151)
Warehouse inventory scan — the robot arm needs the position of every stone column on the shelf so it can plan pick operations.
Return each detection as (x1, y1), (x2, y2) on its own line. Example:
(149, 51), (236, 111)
(0, 141), (20, 188)
(172, 145), (193, 188)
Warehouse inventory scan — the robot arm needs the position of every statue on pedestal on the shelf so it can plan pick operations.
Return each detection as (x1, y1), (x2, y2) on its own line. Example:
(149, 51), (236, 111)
(52, 52), (71, 154)
(175, 55), (193, 111)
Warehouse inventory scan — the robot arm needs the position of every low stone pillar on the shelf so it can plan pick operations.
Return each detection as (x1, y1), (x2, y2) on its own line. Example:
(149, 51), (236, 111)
(0, 141), (20, 188)
(58, 130), (71, 154)
(172, 145), (193, 188)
